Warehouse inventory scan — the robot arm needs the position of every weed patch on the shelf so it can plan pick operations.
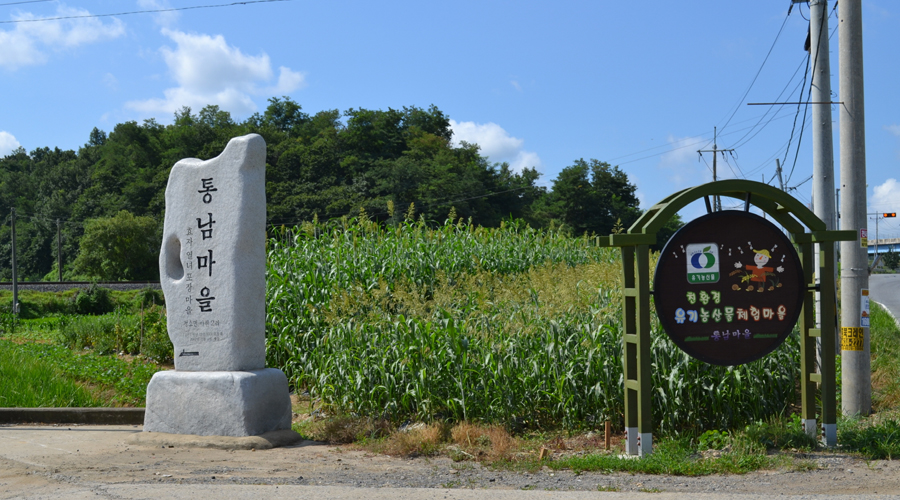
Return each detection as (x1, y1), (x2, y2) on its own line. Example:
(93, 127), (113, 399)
(0, 339), (161, 406)
(0, 339), (103, 407)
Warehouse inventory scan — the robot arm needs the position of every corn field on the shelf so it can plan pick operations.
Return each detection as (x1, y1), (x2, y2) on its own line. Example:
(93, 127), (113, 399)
(266, 216), (799, 434)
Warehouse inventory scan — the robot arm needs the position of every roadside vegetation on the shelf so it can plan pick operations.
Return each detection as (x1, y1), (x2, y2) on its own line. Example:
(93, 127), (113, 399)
(3, 214), (900, 474)
(0, 285), (169, 407)
(274, 214), (900, 472)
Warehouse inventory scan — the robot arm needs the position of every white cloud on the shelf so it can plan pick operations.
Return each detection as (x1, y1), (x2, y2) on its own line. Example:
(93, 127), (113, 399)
(0, 6), (124, 70)
(510, 80), (522, 92)
(886, 124), (900, 137)
(103, 73), (118, 90)
(138, 0), (179, 27)
(0, 131), (21, 157)
(871, 178), (900, 212)
(270, 66), (306, 94)
(658, 135), (709, 186)
(510, 151), (542, 172)
(126, 29), (306, 116)
(449, 119), (543, 172)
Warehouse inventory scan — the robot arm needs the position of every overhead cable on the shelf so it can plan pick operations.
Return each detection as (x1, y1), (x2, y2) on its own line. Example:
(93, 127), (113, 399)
(0, 0), (291, 24)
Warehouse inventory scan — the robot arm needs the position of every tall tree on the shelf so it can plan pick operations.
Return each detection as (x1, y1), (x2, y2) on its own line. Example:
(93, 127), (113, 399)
(538, 159), (641, 236)
(71, 210), (160, 280)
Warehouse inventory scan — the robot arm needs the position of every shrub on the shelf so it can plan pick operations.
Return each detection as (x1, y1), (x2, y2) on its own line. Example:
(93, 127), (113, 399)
(73, 284), (115, 315)
(55, 306), (172, 362)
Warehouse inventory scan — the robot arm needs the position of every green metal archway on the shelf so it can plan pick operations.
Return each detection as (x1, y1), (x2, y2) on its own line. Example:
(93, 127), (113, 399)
(600, 180), (856, 456)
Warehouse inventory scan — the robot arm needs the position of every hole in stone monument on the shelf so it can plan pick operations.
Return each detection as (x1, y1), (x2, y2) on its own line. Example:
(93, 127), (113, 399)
(165, 234), (185, 280)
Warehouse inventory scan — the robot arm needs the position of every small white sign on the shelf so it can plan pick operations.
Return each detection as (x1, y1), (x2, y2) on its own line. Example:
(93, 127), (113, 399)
(686, 243), (720, 284)
(861, 289), (870, 328)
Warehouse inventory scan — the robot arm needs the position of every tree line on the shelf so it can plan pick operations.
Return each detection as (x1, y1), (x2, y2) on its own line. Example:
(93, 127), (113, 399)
(0, 97), (681, 281)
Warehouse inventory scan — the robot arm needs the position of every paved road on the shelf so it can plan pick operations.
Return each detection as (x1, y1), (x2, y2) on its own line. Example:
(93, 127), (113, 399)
(2, 425), (899, 499)
(870, 274), (900, 322)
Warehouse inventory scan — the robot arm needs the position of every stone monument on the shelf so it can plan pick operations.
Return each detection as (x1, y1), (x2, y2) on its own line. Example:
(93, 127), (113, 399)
(143, 134), (292, 437)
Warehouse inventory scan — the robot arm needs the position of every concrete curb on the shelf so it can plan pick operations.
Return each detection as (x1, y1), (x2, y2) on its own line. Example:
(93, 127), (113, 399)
(0, 407), (145, 425)
(127, 429), (307, 450)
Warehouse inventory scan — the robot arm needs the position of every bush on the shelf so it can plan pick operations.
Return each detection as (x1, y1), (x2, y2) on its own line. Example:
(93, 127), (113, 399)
(55, 306), (172, 362)
(73, 284), (115, 315)
(133, 287), (165, 309)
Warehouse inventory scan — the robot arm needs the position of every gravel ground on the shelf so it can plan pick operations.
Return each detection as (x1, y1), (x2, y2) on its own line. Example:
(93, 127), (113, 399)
(2, 425), (899, 498)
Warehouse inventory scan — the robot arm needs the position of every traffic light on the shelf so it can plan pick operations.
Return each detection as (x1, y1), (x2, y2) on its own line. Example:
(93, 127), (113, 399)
(885, 213), (897, 218)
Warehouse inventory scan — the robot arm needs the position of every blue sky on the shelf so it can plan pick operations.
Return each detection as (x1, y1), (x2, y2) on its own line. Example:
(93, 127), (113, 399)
(2, 1), (899, 237)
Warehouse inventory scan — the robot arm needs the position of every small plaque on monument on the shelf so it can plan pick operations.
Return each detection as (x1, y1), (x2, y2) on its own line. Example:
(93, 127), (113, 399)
(143, 134), (292, 437)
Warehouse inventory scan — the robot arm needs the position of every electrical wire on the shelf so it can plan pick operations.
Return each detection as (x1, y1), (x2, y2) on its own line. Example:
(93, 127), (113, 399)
(616, 114), (796, 167)
(784, 1), (838, 186)
(717, 9), (792, 135)
(788, 174), (813, 190)
(699, 154), (714, 175)
(0, 0), (53, 6)
(719, 153), (742, 179)
(0, 0), (291, 24)
(782, 52), (811, 186)
(728, 54), (808, 151)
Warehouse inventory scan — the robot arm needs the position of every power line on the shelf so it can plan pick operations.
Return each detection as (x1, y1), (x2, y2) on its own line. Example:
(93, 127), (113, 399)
(0, 0), (53, 6)
(0, 0), (292, 24)
(729, 54), (808, 151)
(717, 9), (792, 135)
(614, 113), (795, 168)
(782, 51), (811, 185)
(784, 1), (837, 186)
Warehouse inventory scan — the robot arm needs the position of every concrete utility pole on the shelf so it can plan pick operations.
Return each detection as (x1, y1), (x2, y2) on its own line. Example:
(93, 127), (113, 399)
(697, 127), (734, 211)
(57, 219), (62, 282)
(804, 2), (838, 426)
(776, 159), (785, 191)
(10, 208), (17, 315)
(809, 0), (835, 234)
(839, 0), (871, 417)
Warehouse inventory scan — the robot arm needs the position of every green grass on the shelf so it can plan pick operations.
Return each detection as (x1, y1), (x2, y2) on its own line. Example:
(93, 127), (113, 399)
(838, 417), (900, 459)
(0, 339), (104, 407)
(871, 302), (900, 409)
(0, 339), (161, 406)
(543, 438), (780, 476)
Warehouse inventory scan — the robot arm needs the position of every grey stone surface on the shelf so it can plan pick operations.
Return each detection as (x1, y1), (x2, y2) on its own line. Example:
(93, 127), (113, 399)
(159, 133), (267, 371)
(143, 369), (292, 437)
(127, 429), (304, 450)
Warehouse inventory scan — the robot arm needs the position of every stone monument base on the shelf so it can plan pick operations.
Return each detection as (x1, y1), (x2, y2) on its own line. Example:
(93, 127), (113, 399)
(143, 369), (292, 437)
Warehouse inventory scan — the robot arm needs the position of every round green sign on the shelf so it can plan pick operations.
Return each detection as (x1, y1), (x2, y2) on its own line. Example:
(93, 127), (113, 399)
(653, 210), (805, 366)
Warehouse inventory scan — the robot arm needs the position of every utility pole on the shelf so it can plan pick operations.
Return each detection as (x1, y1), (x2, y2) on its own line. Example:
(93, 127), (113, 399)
(10, 208), (17, 316)
(776, 159), (785, 191)
(809, 0), (836, 235)
(803, 3), (838, 435)
(57, 219), (62, 282)
(697, 127), (734, 211)
(839, 0), (871, 418)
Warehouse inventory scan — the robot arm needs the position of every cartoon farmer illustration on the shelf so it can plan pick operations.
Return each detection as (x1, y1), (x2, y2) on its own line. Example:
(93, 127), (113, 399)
(734, 249), (784, 292)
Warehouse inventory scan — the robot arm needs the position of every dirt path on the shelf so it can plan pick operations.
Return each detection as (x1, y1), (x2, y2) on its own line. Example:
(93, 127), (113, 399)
(1, 425), (899, 499)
